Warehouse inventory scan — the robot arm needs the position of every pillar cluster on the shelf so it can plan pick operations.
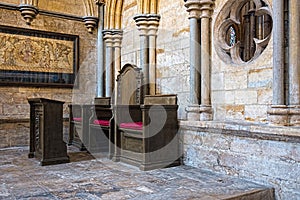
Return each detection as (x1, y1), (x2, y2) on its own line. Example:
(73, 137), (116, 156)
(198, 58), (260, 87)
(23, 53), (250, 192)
(268, 0), (300, 126)
(134, 14), (160, 96)
(184, 0), (215, 121)
(103, 29), (123, 98)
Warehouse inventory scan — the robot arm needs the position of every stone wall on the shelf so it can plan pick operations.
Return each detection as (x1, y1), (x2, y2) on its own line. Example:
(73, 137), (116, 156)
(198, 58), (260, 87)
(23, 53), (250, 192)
(0, 2), (98, 147)
(180, 121), (300, 200)
(121, 0), (190, 119)
(120, 0), (274, 122)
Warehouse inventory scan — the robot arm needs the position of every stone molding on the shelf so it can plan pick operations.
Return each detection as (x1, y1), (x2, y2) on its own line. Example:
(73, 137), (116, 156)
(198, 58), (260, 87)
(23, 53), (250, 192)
(186, 105), (213, 121)
(179, 120), (300, 143)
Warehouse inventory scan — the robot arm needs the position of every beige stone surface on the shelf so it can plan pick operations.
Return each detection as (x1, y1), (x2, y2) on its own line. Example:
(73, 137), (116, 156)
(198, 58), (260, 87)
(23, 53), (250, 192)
(0, 6), (97, 119)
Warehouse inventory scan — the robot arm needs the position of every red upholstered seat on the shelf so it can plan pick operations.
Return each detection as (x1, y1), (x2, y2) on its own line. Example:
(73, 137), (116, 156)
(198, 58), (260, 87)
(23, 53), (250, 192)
(93, 119), (110, 126)
(73, 117), (82, 122)
(119, 122), (143, 130)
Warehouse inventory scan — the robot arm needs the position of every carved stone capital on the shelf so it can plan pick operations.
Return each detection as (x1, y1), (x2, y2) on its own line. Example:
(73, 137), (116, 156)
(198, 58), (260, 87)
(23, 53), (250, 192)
(200, 0), (214, 18)
(18, 4), (39, 25)
(147, 14), (160, 36)
(185, 0), (202, 19)
(134, 14), (149, 36)
(83, 16), (99, 33)
(103, 30), (114, 47)
(111, 30), (123, 48)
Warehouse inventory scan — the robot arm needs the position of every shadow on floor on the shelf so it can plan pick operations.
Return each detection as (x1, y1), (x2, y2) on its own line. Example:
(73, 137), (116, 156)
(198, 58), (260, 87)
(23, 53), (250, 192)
(67, 150), (95, 162)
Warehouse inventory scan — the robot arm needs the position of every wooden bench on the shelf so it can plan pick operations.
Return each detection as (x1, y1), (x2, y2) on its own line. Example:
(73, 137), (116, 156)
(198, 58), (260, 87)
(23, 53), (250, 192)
(113, 64), (181, 170)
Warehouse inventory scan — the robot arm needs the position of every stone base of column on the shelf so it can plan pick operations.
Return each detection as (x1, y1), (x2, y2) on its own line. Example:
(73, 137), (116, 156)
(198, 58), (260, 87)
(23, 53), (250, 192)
(267, 105), (300, 126)
(288, 106), (300, 125)
(186, 104), (213, 121)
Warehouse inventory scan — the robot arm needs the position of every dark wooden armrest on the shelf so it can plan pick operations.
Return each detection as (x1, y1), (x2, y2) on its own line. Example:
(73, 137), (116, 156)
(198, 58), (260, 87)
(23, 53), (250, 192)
(90, 105), (113, 125)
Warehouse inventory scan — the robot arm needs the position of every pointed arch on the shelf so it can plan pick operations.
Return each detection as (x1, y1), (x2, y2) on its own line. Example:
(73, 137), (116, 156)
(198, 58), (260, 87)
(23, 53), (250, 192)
(82, 0), (97, 16)
(104, 0), (124, 29)
(138, 0), (159, 14)
(115, 0), (124, 29)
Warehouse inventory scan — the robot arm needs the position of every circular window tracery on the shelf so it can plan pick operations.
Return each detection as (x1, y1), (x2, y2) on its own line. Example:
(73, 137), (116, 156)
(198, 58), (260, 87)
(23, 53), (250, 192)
(214, 0), (273, 64)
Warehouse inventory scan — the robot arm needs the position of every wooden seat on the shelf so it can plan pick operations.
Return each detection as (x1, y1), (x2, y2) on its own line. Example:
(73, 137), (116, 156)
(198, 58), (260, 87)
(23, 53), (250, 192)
(68, 97), (112, 153)
(113, 64), (181, 170)
(88, 97), (114, 156)
(68, 104), (92, 151)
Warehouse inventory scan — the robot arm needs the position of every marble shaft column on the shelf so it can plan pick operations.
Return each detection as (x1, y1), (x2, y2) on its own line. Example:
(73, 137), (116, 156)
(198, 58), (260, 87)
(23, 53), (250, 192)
(112, 31), (123, 86)
(96, 4), (105, 97)
(199, 0), (213, 120)
(189, 17), (201, 105)
(134, 15), (150, 95)
(267, 0), (289, 125)
(148, 14), (160, 95)
(287, 0), (300, 125)
(185, 1), (201, 105)
(103, 30), (114, 97)
(289, 0), (300, 105)
(112, 30), (123, 105)
(200, 16), (210, 106)
(272, 0), (285, 105)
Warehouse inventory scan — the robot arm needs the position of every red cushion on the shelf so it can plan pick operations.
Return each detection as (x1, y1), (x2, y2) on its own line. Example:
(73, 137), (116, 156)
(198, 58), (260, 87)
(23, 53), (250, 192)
(73, 117), (82, 122)
(120, 122), (143, 130)
(93, 119), (110, 126)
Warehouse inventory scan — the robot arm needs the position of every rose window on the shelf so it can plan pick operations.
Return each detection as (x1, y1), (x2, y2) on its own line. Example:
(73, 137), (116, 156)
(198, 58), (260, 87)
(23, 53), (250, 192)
(214, 0), (273, 64)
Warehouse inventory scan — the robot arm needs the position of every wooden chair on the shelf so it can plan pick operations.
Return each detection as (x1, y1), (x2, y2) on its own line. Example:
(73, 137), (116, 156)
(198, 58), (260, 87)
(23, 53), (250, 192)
(88, 97), (114, 156)
(113, 63), (181, 170)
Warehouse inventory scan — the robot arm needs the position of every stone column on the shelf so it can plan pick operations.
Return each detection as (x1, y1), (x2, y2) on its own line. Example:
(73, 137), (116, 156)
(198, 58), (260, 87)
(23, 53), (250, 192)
(185, 0), (213, 121)
(112, 30), (123, 88)
(267, 0), (287, 125)
(184, 0), (202, 120)
(134, 14), (150, 95)
(112, 30), (123, 105)
(103, 30), (114, 97)
(288, 0), (300, 125)
(273, 0), (285, 106)
(199, 0), (213, 120)
(96, 3), (105, 97)
(148, 14), (160, 95)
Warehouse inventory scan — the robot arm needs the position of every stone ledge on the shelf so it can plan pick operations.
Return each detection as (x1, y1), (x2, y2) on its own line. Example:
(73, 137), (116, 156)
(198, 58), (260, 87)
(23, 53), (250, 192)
(179, 120), (300, 143)
(0, 118), (69, 124)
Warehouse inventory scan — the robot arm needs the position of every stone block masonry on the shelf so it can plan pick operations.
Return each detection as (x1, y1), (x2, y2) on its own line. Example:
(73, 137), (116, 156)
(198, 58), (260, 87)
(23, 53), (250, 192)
(180, 120), (300, 200)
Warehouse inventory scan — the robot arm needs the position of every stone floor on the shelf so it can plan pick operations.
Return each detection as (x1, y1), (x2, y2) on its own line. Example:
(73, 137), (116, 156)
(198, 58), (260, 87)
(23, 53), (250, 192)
(0, 146), (274, 200)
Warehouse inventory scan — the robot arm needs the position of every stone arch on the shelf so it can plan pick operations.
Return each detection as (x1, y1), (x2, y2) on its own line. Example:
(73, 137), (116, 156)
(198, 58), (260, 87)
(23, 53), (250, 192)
(138, 0), (159, 14)
(82, 0), (97, 16)
(104, 0), (124, 29)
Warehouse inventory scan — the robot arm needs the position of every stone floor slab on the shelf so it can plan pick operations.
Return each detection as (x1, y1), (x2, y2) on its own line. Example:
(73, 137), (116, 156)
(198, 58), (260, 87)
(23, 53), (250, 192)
(0, 146), (274, 200)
